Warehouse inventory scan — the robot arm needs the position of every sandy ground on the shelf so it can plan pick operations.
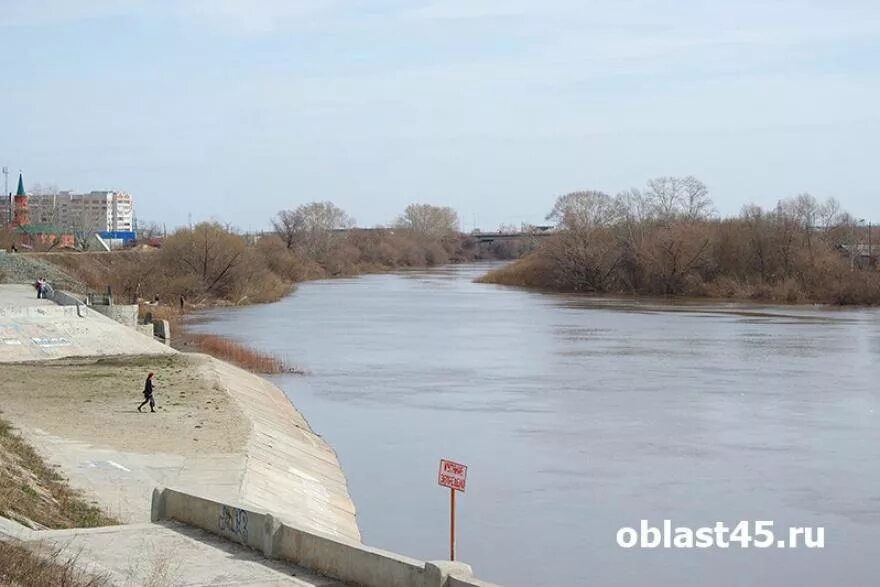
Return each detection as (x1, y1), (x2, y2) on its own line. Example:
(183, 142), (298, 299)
(0, 354), (249, 457)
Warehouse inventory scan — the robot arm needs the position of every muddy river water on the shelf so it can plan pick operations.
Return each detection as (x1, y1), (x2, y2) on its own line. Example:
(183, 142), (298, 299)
(191, 264), (880, 586)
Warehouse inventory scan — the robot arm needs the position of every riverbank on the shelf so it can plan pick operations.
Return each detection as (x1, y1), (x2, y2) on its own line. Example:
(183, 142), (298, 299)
(0, 283), (360, 542)
(477, 231), (880, 306)
(30, 225), (509, 309)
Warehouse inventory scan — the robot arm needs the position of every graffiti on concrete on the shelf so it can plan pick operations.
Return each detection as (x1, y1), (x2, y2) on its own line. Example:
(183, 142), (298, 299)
(218, 505), (249, 543)
(31, 337), (71, 347)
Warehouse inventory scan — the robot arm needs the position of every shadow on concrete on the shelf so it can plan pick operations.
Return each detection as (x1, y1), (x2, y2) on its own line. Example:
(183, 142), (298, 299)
(157, 521), (350, 586)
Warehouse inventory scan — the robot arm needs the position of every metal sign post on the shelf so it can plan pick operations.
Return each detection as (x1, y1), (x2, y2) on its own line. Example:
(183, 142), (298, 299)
(438, 458), (468, 561)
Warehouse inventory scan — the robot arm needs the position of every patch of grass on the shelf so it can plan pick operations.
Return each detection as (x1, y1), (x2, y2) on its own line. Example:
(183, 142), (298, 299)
(76, 372), (117, 380)
(0, 540), (109, 587)
(0, 416), (118, 529)
(185, 334), (302, 374)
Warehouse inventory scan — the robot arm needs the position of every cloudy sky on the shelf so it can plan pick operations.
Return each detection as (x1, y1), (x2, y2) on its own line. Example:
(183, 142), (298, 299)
(1, 0), (878, 230)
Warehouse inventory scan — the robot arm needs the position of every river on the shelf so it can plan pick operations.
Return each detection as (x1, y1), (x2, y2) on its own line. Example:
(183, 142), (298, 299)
(189, 263), (880, 587)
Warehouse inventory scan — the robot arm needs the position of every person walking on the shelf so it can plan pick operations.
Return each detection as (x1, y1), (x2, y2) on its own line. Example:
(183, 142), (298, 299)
(138, 372), (157, 412)
(35, 278), (45, 299)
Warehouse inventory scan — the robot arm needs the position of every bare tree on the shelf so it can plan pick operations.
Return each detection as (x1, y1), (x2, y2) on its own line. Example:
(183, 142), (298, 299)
(644, 176), (713, 221)
(546, 190), (617, 230)
(681, 176), (713, 221)
(272, 201), (354, 259)
(614, 188), (654, 224)
(160, 222), (247, 297)
(741, 204), (773, 281)
(545, 228), (621, 292)
(395, 203), (460, 238)
(637, 223), (713, 294)
(273, 209), (299, 249)
(818, 197), (842, 228)
(138, 221), (164, 240)
(645, 176), (685, 220)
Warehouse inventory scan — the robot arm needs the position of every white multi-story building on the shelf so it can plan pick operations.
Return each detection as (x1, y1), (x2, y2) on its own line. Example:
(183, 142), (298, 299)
(26, 191), (135, 233)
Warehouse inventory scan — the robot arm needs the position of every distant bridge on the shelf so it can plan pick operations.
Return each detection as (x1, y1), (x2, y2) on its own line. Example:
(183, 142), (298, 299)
(470, 230), (555, 244)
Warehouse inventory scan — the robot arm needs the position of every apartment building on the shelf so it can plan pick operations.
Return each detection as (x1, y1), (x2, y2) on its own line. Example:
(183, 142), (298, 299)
(11, 191), (135, 232)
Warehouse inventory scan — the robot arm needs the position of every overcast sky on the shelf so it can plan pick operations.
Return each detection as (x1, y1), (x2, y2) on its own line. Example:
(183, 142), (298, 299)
(1, 0), (878, 231)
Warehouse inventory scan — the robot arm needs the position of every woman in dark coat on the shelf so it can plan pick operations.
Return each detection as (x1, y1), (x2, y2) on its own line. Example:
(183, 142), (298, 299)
(137, 372), (156, 412)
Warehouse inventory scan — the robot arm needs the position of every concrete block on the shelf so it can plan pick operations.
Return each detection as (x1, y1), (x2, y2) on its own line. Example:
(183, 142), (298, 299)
(262, 513), (282, 558)
(92, 304), (138, 329)
(425, 561), (474, 587)
(153, 319), (171, 345)
(151, 487), (166, 522)
(162, 488), (267, 552)
(275, 522), (426, 587)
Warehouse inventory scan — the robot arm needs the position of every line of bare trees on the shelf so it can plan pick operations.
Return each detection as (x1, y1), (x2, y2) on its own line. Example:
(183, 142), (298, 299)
(482, 177), (880, 305)
(49, 201), (484, 305)
(267, 201), (472, 274)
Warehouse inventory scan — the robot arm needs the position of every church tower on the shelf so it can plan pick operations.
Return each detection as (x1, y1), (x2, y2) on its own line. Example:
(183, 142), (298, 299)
(12, 172), (29, 226)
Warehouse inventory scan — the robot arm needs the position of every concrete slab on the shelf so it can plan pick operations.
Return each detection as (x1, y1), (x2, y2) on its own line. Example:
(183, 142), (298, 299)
(31, 521), (351, 586)
(0, 283), (55, 307)
(17, 428), (247, 523)
(0, 285), (174, 362)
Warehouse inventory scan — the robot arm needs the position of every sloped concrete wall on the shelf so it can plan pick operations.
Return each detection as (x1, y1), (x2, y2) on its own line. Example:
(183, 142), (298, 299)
(206, 358), (361, 544)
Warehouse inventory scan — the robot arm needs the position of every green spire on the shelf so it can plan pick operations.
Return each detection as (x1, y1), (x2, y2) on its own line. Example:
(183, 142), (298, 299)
(15, 173), (25, 197)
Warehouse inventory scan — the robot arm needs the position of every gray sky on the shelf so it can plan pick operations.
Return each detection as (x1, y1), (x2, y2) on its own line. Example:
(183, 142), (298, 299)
(1, 0), (878, 231)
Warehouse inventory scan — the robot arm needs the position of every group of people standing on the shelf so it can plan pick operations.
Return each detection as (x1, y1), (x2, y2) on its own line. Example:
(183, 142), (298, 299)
(34, 277), (52, 299)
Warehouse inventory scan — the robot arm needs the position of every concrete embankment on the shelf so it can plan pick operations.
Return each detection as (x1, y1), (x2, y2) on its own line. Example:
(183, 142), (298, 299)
(0, 291), (361, 543)
(0, 284), (498, 585)
(0, 284), (359, 529)
(207, 357), (361, 542)
(0, 285), (173, 362)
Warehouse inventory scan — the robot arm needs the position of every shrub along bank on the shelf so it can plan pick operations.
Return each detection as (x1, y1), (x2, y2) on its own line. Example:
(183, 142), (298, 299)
(36, 225), (492, 307)
(480, 182), (880, 305)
